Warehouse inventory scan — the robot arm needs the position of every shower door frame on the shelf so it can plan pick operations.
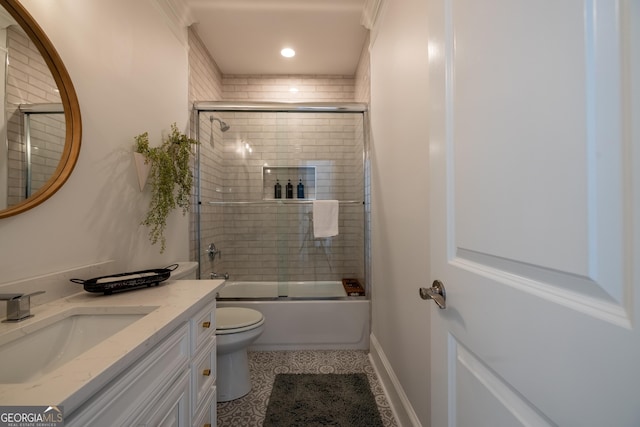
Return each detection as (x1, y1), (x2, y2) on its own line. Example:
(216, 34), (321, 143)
(18, 103), (65, 199)
(192, 101), (371, 296)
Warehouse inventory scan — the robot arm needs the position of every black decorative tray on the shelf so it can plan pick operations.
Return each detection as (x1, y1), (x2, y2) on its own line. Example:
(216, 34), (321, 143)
(71, 264), (178, 295)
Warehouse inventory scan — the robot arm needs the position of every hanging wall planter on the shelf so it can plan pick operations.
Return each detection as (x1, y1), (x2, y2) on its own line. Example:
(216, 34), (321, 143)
(134, 123), (198, 253)
(133, 151), (151, 191)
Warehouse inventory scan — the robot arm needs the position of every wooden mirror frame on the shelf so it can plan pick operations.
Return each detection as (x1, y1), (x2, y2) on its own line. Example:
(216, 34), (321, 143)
(0, 0), (81, 218)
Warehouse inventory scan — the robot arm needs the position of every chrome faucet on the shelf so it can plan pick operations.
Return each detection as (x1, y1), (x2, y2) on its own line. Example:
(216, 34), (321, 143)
(0, 291), (45, 322)
(206, 242), (228, 279)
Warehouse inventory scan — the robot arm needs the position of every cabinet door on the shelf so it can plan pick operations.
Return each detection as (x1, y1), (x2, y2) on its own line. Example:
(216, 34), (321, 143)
(136, 371), (191, 427)
(191, 302), (215, 354)
(191, 337), (216, 415)
(66, 324), (190, 427)
(192, 387), (216, 427)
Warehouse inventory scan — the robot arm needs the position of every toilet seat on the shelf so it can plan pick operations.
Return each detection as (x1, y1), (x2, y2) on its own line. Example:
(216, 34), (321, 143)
(216, 307), (264, 335)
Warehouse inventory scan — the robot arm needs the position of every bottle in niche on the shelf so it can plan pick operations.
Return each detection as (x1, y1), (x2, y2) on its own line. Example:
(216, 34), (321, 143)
(286, 179), (294, 199)
(274, 179), (282, 199)
(297, 179), (305, 198)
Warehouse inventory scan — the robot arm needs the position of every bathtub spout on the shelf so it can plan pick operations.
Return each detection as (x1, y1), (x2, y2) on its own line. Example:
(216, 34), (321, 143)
(211, 272), (229, 280)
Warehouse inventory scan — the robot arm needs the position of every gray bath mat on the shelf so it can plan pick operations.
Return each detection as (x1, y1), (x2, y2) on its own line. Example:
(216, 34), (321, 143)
(264, 373), (384, 427)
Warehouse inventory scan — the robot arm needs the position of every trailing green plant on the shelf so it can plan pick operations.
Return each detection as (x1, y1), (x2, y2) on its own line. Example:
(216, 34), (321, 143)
(134, 123), (198, 252)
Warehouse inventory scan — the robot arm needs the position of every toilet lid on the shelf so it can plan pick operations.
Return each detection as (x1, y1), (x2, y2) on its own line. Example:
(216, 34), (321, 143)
(217, 307), (263, 330)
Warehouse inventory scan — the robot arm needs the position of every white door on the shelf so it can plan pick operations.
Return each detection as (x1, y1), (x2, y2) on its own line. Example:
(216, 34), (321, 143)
(428, 1), (640, 426)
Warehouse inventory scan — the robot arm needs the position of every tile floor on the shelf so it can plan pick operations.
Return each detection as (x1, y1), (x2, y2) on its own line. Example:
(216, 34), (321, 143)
(217, 350), (398, 427)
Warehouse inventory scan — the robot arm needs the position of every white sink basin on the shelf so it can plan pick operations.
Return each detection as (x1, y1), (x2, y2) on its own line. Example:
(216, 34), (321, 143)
(0, 306), (157, 383)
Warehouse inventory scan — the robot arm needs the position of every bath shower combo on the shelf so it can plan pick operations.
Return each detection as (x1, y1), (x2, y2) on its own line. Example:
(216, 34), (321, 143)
(193, 102), (370, 351)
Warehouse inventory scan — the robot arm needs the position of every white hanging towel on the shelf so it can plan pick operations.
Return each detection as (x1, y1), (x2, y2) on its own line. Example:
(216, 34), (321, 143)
(313, 200), (339, 238)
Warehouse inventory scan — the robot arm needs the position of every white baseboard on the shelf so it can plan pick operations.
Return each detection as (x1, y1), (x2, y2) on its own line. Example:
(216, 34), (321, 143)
(369, 333), (423, 427)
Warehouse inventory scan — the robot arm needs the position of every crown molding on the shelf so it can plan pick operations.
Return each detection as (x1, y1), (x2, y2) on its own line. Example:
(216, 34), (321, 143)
(152, 0), (194, 46)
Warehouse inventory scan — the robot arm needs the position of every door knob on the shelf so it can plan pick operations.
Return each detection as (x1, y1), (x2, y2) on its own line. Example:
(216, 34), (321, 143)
(419, 280), (446, 309)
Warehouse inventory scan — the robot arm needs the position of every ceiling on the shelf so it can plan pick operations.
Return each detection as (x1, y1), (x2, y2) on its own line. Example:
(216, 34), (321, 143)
(186, 0), (370, 76)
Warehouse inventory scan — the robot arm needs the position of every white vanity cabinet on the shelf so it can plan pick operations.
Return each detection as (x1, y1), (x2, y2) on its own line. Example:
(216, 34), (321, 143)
(65, 300), (217, 427)
(190, 302), (217, 427)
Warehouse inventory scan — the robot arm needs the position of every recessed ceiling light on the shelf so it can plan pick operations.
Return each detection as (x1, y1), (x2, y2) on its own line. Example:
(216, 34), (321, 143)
(281, 48), (295, 58)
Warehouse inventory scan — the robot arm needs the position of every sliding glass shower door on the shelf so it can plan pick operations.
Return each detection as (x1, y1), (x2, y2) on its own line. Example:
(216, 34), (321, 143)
(194, 103), (367, 298)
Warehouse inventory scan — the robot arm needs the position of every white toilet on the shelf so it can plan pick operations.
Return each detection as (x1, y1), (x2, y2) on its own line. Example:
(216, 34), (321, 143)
(168, 261), (198, 280)
(215, 307), (265, 402)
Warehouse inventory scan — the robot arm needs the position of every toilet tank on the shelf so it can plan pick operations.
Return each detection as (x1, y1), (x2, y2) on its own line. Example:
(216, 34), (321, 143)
(169, 262), (198, 280)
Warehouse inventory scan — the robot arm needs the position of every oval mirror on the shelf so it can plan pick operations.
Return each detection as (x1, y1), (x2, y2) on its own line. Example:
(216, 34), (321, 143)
(0, 0), (81, 218)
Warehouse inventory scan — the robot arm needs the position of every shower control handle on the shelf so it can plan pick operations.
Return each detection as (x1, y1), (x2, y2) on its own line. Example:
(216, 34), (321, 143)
(419, 280), (446, 309)
(206, 243), (220, 260)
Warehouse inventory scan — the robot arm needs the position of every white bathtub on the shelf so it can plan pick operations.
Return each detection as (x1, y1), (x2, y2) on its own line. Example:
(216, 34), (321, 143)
(216, 281), (370, 351)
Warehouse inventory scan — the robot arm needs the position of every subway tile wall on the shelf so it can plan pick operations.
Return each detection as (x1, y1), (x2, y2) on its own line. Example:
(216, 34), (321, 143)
(5, 26), (64, 207)
(222, 75), (355, 102)
(188, 26), (371, 284)
(210, 111), (365, 282)
(188, 28), (224, 268)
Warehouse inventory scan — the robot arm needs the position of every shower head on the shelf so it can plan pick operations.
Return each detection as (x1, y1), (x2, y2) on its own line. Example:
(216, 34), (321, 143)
(210, 116), (230, 132)
(218, 120), (230, 132)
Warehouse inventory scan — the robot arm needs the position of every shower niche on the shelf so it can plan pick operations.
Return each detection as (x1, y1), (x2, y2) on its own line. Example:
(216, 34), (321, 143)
(263, 166), (316, 200)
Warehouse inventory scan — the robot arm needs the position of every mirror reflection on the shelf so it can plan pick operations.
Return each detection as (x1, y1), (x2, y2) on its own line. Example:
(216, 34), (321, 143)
(14, 104), (65, 202)
(0, 7), (65, 210)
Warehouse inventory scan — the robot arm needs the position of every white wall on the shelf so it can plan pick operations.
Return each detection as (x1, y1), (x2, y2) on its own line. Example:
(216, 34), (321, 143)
(369, 0), (431, 425)
(0, 0), (191, 283)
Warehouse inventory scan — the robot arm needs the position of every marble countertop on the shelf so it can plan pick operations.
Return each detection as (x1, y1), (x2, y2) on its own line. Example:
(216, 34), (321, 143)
(0, 278), (224, 413)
